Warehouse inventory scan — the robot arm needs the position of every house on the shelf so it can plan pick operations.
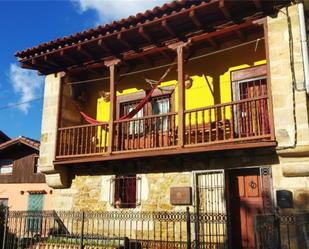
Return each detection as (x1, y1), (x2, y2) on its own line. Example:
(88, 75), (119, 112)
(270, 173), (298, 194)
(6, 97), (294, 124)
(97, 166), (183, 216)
(14, 0), (309, 248)
(0, 135), (53, 210)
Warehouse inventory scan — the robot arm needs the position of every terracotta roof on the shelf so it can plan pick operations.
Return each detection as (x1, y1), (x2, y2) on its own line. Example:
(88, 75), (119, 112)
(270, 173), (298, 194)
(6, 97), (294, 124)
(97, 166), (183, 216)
(0, 136), (40, 151)
(14, 0), (219, 58)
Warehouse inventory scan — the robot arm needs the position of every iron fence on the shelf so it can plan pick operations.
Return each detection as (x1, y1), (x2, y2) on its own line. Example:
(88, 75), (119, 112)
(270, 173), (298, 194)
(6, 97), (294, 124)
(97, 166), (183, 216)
(1, 208), (229, 249)
(255, 212), (309, 249)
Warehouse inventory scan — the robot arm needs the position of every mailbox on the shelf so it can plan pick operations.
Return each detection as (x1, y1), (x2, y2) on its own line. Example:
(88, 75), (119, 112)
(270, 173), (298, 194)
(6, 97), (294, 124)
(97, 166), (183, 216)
(276, 190), (293, 208)
(170, 187), (192, 205)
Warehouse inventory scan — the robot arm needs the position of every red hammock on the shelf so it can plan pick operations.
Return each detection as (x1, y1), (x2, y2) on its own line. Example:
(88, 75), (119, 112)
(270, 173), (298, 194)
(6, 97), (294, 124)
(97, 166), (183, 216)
(80, 111), (104, 125)
(77, 63), (174, 124)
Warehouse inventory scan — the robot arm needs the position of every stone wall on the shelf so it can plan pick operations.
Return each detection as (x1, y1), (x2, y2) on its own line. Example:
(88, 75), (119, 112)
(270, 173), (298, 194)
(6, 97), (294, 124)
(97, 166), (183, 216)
(39, 73), (70, 189)
(52, 172), (191, 212)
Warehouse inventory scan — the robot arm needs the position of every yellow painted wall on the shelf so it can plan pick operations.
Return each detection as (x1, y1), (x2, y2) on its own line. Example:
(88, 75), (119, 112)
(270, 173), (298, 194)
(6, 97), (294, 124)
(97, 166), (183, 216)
(96, 41), (266, 123)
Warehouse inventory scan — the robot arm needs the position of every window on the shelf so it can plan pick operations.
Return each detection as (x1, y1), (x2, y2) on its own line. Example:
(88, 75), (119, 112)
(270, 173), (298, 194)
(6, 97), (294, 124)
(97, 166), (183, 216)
(152, 96), (171, 131)
(120, 95), (172, 135)
(110, 175), (141, 208)
(0, 159), (13, 174)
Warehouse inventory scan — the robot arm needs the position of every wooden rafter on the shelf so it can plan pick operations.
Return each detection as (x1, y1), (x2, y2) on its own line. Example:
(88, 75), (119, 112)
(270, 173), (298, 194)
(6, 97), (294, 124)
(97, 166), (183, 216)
(77, 45), (94, 59)
(59, 50), (76, 64)
(138, 25), (173, 61)
(117, 32), (138, 52)
(189, 10), (203, 29)
(43, 55), (63, 68)
(162, 19), (176, 37)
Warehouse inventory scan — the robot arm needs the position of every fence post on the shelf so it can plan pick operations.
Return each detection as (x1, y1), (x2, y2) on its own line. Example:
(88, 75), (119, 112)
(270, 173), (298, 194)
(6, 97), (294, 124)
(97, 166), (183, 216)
(80, 211), (85, 249)
(186, 207), (191, 249)
(2, 207), (8, 249)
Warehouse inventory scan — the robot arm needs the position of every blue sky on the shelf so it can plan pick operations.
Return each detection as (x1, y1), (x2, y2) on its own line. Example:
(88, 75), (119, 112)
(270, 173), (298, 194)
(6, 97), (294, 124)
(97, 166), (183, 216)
(0, 0), (169, 140)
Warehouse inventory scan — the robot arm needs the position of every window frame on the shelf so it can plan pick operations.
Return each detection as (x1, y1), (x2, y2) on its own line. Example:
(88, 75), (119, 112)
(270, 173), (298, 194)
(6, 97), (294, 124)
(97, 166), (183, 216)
(109, 175), (141, 209)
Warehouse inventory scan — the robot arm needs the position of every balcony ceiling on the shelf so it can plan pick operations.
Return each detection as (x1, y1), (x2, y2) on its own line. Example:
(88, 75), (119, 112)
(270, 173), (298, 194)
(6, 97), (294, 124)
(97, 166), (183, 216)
(15, 0), (291, 75)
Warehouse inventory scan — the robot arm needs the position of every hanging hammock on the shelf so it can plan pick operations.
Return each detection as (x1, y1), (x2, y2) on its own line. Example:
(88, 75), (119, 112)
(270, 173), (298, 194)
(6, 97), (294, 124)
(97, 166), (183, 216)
(119, 64), (174, 120)
(73, 62), (175, 125)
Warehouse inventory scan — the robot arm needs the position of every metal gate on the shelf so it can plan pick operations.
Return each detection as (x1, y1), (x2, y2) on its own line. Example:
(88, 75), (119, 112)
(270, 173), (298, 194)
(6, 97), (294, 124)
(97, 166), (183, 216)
(194, 170), (228, 249)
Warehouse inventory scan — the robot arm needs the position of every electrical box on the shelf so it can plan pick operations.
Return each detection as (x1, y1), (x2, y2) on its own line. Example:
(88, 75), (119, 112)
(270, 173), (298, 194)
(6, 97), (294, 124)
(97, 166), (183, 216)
(170, 187), (192, 205)
(276, 190), (293, 209)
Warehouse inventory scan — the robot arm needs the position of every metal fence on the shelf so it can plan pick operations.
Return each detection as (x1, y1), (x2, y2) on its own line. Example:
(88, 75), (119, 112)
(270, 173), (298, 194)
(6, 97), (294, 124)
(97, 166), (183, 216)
(255, 212), (309, 249)
(1, 208), (229, 249)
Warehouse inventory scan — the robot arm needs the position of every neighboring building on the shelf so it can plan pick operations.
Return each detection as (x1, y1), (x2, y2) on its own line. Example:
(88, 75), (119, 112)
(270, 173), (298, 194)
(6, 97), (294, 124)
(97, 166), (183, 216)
(0, 136), (53, 210)
(14, 0), (309, 248)
(0, 131), (10, 144)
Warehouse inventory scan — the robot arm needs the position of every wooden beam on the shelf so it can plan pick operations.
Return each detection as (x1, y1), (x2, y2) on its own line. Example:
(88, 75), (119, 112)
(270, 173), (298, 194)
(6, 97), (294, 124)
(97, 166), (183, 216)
(77, 45), (94, 59)
(43, 55), (64, 68)
(60, 50), (76, 64)
(219, 0), (231, 20)
(117, 32), (138, 52)
(139, 26), (173, 61)
(105, 58), (121, 154)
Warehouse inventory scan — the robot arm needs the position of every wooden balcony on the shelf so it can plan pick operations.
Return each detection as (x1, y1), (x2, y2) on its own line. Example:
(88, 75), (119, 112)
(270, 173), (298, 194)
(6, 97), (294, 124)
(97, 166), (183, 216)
(55, 96), (275, 164)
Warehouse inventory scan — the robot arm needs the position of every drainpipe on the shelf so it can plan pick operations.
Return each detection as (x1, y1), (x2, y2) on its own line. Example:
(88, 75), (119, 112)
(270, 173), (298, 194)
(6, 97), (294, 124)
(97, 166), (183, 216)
(298, 2), (309, 94)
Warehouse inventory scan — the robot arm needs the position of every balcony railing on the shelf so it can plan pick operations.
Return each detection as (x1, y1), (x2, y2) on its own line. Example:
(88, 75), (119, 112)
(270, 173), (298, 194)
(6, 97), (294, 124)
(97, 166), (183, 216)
(56, 96), (272, 159)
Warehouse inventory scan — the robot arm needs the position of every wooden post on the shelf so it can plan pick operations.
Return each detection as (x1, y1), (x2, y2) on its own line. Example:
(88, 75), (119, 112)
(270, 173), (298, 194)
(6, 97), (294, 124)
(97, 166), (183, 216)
(105, 59), (121, 154)
(168, 41), (189, 147)
(177, 44), (186, 147)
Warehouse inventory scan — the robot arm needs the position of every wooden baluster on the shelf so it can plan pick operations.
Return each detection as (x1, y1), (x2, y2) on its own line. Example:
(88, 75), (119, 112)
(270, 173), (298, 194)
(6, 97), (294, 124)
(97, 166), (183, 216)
(161, 116), (164, 147)
(260, 98), (265, 136)
(189, 112), (192, 144)
(237, 103), (242, 139)
(202, 110), (205, 143)
(148, 118), (152, 149)
(70, 128), (74, 155)
(215, 107), (219, 142)
(245, 101), (250, 138)
(223, 106), (226, 140)
(120, 123), (124, 151)
(154, 116), (158, 148)
(195, 111), (198, 144)
(77, 127), (81, 154)
(81, 126), (85, 154)
(167, 114), (171, 146)
(137, 119), (141, 150)
(230, 104), (234, 140)
(58, 130), (62, 157)
(85, 126), (89, 154)
(132, 120), (136, 150)
(173, 114), (176, 146)
(126, 121), (129, 150)
(143, 119), (146, 149)
(208, 109), (212, 142)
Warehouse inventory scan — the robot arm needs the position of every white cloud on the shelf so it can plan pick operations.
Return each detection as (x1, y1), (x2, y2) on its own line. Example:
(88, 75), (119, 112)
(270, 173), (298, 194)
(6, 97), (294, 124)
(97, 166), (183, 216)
(9, 64), (44, 114)
(71, 0), (171, 24)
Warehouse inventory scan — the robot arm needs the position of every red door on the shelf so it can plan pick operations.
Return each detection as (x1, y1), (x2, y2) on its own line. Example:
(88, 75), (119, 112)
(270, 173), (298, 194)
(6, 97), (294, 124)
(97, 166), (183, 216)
(228, 168), (264, 249)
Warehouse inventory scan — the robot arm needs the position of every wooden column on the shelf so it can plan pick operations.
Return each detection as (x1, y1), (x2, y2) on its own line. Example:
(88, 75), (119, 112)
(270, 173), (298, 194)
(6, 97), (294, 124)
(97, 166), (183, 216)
(169, 41), (189, 147)
(177, 45), (186, 147)
(105, 59), (121, 154)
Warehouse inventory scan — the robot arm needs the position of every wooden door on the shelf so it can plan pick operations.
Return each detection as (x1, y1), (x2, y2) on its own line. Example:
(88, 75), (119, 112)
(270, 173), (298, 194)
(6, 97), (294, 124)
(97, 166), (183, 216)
(228, 168), (264, 249)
